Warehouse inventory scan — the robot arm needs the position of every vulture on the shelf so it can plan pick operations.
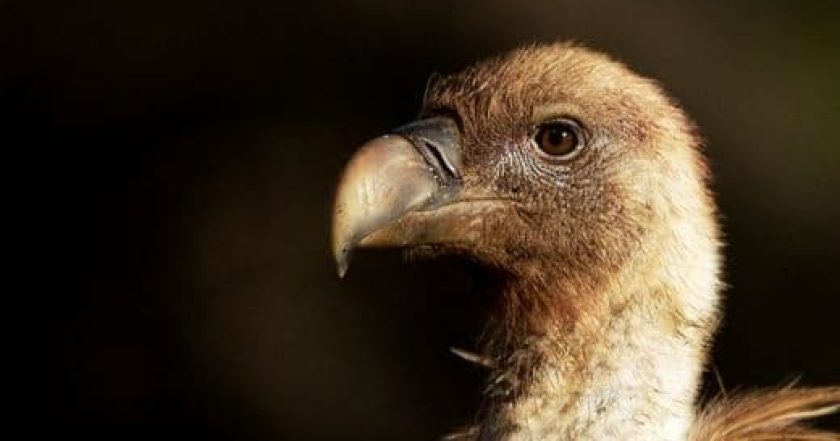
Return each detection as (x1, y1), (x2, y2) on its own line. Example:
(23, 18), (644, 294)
(330, 43), (840, 441)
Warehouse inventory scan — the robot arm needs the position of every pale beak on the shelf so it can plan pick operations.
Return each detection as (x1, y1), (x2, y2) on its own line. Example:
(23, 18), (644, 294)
(331, 117), (461, 276)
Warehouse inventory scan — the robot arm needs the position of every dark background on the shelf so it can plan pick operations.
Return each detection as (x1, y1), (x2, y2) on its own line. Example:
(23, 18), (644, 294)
(13, 0), (838, 439)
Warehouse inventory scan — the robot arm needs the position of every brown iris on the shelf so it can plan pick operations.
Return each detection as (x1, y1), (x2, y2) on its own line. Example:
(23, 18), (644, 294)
(534, 120), (582, 157)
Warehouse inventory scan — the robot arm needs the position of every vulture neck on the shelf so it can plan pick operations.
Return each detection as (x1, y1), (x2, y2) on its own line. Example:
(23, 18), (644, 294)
(478, 224), (719, 441)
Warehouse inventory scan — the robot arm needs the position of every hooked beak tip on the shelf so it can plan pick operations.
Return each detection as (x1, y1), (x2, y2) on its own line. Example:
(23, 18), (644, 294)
(331, 134), (439, 278)
(335, 247), (351, 278)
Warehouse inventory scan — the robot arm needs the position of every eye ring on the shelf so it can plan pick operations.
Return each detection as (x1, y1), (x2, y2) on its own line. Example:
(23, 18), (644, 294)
(532, 119), (585, 159)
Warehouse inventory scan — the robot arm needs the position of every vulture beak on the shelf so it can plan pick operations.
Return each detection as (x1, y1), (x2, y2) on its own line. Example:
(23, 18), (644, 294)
(332, 117), (462, 277)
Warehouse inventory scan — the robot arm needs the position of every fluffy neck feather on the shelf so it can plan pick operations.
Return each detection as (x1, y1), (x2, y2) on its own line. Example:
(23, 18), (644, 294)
(476, 196), (721, 441)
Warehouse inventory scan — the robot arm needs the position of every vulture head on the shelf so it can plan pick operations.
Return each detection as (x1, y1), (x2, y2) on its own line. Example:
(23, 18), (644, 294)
(330, 43), (839, 441)
(334, 43), (718, 347)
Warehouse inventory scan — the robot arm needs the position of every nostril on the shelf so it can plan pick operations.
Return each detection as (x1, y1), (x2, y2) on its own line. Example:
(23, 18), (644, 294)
(391, 116), (462, 184)
(422, 139), (458, 181)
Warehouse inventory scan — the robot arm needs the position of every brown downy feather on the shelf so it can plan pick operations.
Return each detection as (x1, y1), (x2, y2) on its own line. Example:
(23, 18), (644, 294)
(689, 386), (840, 441)
(443, 387), (840, 441)
(441, 425), (480, 441)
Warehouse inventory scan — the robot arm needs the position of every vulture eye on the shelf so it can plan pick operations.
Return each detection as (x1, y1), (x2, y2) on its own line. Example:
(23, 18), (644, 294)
(534, 120), (583, 158)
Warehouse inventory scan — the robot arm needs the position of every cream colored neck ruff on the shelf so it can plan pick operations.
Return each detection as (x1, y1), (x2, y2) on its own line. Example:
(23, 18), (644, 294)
(479, 205), (721, 441)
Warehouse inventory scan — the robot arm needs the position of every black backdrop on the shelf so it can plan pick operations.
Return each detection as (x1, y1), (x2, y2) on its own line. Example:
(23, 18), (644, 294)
(13, 1), (839, 439)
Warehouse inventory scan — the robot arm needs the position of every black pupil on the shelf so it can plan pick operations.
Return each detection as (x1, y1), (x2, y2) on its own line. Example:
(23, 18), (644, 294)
(548, 126), (570, 145)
